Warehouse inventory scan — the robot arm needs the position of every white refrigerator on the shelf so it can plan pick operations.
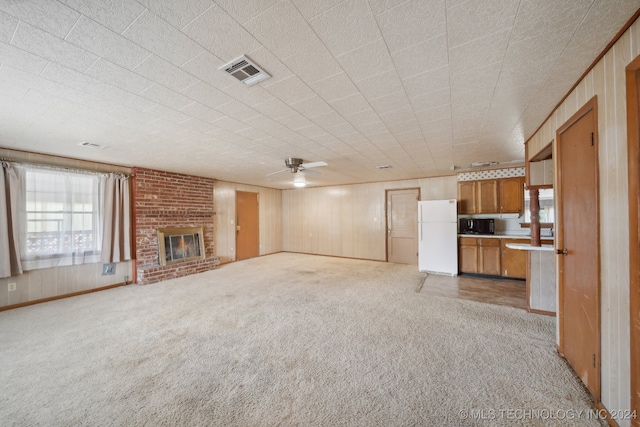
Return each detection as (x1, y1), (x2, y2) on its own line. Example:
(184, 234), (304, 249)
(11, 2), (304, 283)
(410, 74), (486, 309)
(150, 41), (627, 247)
(418, 199), (458, 275)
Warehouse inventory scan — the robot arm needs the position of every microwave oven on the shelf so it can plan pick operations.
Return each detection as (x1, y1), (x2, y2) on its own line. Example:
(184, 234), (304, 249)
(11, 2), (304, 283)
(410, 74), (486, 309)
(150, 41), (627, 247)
(459, 218), (494, 235)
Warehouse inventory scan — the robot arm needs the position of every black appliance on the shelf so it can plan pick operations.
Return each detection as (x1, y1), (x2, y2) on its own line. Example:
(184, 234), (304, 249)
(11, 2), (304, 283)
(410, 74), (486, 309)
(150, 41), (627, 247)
(459, 218), (494, 235)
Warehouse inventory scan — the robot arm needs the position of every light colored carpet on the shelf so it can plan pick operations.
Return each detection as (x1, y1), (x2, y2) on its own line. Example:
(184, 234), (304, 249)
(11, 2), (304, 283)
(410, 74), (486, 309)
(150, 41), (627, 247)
(0, 253), (603, 426)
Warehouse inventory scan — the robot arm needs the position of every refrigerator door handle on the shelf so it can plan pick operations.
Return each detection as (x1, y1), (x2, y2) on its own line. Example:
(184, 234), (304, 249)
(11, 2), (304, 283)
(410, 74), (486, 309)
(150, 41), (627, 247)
(419, 223), (422, 241)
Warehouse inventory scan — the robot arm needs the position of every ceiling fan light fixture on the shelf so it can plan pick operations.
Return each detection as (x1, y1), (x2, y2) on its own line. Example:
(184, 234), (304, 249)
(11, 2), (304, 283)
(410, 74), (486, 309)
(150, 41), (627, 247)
(293, 174), (306, 187)
(293, 181), (306, 188)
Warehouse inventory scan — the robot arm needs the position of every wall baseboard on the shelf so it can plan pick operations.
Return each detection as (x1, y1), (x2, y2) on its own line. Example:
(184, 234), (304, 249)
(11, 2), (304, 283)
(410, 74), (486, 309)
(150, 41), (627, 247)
(0, 282), (127, 312)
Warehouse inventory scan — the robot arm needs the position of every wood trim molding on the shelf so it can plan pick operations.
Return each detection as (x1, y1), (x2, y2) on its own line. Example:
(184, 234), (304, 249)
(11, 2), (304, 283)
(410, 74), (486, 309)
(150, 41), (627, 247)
(625, 55), (640, 427)
(0, 283), (127, 312)
(595, 401), (621, 427)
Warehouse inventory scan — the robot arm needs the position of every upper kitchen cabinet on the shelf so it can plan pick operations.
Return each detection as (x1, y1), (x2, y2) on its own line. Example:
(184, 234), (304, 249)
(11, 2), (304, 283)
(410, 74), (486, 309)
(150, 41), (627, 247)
(457, 176), (525, 215)
(499, 177), (525, 213)
(477, 180), (499, 213)
(457, 181), (477, 214)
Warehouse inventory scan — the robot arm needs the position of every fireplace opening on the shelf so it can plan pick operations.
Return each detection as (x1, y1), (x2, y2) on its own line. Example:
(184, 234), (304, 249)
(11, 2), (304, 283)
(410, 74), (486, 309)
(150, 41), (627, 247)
(157, 226), (205, 266)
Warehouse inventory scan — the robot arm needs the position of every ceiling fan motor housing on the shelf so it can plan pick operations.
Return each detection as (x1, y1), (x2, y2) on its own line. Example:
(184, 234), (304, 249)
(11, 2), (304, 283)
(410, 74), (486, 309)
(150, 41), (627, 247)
(285, 157), (304, 172)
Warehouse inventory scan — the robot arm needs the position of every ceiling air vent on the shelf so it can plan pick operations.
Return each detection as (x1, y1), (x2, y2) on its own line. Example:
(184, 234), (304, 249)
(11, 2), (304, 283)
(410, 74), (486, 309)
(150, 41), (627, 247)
(376, 165), (392, 169)
(219, 55), (270, 86)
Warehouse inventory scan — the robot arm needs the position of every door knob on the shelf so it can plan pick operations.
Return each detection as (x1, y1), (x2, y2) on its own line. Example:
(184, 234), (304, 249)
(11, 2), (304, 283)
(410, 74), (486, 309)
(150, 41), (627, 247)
(236, 225), (241, 231)
(388, 229), (392, 235)
(556, 248), (568, 255)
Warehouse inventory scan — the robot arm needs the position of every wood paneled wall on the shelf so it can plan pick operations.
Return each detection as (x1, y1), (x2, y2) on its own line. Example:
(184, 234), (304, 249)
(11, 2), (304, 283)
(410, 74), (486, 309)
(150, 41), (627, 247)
(214, 181), (282, 264)
(526, 18), (639, 426)
(282, 176), (457, 260)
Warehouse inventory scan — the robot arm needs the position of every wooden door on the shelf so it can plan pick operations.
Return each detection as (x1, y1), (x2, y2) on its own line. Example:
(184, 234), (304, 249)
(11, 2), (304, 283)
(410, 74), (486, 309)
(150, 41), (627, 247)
(477, 179), (499, 213)
(500, 177), (524, 213)
(236, 191), (259, 261)
(626, 58), (640, 425)
(556, 97), (600, 399)
(457, 181), (476, 214)
(386, 188), (419, 265)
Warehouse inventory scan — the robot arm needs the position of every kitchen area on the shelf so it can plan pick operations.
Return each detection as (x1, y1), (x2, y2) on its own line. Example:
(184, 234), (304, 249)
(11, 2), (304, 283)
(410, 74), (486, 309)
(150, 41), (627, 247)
(455, 167), (556, 315)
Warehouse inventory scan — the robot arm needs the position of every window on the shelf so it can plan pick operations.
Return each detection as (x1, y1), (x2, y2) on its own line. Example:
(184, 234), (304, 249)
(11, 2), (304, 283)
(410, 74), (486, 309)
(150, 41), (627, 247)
(16, 165), (104, 270)
(524, 188), (555, 224)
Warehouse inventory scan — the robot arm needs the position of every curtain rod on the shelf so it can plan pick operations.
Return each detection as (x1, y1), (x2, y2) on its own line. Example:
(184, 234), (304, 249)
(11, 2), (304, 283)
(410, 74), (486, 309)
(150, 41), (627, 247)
(2, 158), (134, 177)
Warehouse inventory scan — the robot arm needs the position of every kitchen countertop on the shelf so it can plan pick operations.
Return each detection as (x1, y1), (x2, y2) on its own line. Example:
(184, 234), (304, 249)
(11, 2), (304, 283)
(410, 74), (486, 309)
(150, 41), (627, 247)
(458, 234), (554, 240)
(505, 243), (555, 251)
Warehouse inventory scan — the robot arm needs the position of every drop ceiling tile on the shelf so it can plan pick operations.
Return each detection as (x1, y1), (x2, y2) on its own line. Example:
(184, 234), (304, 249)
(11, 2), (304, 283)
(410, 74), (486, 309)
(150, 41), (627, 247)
(217, 100), (260, 123)
(376, 0), (446, 53)
(354, 70), (404, 100)
(100, 87), (158, 112)
(394, 129), (424, 143)
(409, 87), (451, 112)
(511, 0), (592, 44)
(369, 91), (412, 115)
(58, 0), (146, 33)
(449, 29), (510, 75)
(290, 95), (334, 118)
(0, 41), (49, 75)
(391, 33), (448, 79)
(368, 0), (409, 15)
(327, 122), (359, 138)
(214, 0), (280, 24)
(312, 110), (348, 129)
(0, 65), (69, 97)
(244, 1), (317, 59)
(309, 72), (359, 103)
(221, 81), (275, 106)
(330, 93), (371, 116)
(140, 84), (194, 110)
(337, 38), (395, 82)
(295, 124), (327, 139)
(12, 22), (98, 73)
(0, 10), (17, 43)
(446, 0), (518, 48)
(450, 61), (501, 94)
(133, 54), (199, 92)
(86, 59), (153, 93)
(181, 80), (234, 109)
(290, 0), (345, 20)
(281, 40), (342, 85)
(253, 96), (298, 120)
(309, 0), (380, 57)
(41, 62), (111, 96)
(121, 10), (204, 67)
(136, 0), (211, 29)
(345, 108), (383, 128)
(415, 103), (452, 124)
(182, 4), (260, 60)
(0, 1), (79, 39)
(402, 65), (449, 96)
(212, 116), (250, 133)
(66, 16), (150, 70)
(237, 126), (269, 140)
(181, 51), (236, 90)
(279, 112), (314, 131)
(179, 102), (225, 123)
(265, 76), (317, 105)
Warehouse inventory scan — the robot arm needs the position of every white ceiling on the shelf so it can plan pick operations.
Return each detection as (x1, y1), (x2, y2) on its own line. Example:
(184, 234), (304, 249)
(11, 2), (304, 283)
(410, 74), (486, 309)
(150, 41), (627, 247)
(0, 0), (638, 189)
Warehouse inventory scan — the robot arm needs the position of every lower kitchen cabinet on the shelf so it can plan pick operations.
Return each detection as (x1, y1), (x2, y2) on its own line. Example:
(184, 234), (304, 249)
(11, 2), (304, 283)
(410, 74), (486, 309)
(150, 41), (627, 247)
(459, 237), (478, 273)
(459, 237), (501, 275)
(501, 238), (529, 279)
(478, 238), (501, 275)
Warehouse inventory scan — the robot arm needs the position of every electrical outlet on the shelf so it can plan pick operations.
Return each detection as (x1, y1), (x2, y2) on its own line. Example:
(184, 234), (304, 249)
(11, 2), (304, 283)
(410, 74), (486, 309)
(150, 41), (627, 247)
(8, 282), (16, 292)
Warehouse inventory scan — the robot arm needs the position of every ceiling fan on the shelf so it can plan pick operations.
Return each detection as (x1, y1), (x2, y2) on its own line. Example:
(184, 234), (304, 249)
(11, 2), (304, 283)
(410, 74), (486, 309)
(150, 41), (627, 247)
(266, 158), (328, 177)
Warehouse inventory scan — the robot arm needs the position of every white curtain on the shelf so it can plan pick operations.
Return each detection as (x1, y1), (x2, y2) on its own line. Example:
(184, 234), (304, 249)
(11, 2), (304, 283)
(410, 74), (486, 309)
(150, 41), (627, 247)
(101, 173), (132, 263)
(0, 161), (22, 278)
(15, 165), (104, 270)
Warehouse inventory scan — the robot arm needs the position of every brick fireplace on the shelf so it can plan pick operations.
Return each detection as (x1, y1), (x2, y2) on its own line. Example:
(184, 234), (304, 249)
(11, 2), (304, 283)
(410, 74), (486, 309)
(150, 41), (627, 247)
(134, 168), (218, 285)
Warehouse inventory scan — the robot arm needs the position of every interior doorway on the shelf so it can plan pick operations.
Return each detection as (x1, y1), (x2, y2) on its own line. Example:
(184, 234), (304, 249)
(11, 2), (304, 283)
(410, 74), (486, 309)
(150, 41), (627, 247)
(386, 188), (419, 265)
(556, 96), (600, 400)
(236, 191), (259, 261)
(626, 56), (640, 426)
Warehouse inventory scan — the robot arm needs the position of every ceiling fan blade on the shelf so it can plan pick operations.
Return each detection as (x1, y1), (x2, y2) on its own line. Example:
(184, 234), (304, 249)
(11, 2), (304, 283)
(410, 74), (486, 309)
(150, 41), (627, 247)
(266, 169), (288, 177)
(301, 169), (320, 176)
(300, 161), (327, 169)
